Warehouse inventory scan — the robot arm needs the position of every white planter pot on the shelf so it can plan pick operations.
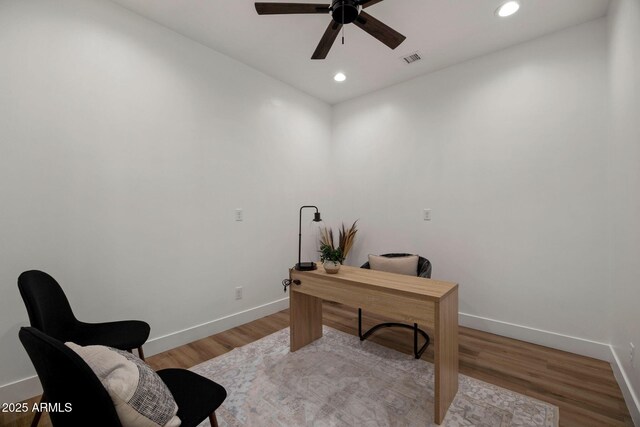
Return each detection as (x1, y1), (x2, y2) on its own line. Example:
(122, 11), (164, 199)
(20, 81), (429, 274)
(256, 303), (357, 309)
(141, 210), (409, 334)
(323, 261), (341, 274)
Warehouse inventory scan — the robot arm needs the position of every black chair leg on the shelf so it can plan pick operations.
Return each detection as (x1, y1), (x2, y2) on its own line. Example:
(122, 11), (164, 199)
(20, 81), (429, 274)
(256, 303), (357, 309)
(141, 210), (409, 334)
(30, 410), (42, 427)
(358, 308), (364, 340)
(30, 394), (45, 427)
(209, 412), (219, 427)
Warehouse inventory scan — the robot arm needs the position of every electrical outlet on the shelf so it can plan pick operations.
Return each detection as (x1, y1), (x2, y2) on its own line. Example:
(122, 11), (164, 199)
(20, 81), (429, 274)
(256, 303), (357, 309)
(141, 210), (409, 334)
(235, 287), (243, 300)
(423, 209), (432, 221)
(235, 208), (243, 221)
(630, 342), (636, 368)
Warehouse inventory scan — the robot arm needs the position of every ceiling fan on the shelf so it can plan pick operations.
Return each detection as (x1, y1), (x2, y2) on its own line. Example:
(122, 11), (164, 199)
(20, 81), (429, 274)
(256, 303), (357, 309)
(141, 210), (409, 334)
(255, 0), (406, 59)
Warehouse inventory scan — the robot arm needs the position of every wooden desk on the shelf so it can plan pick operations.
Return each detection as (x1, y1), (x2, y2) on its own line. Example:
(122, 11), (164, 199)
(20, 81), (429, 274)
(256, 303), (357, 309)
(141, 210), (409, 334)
(289, 264), (459, 425)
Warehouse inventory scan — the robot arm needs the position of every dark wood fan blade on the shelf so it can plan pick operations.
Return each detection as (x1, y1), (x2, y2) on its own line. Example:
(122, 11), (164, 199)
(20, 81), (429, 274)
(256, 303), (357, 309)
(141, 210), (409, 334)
(353, 11), (406, 49)
(312, 20), (343, 59)
(360, 0), (384, 8)
(255, 3), (330, 14)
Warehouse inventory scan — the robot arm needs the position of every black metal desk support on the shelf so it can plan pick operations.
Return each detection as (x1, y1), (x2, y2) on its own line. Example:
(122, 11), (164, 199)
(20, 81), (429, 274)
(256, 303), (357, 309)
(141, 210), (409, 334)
(358, 308), (430, 359)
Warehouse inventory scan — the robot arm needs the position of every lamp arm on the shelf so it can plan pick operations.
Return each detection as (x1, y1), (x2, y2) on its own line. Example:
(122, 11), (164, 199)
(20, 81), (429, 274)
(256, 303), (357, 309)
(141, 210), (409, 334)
(298, 206), (320, 266)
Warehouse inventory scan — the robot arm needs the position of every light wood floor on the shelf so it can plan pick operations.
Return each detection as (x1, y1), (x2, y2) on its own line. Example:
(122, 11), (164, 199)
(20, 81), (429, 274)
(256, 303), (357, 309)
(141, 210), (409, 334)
(1, 302), (632, 427)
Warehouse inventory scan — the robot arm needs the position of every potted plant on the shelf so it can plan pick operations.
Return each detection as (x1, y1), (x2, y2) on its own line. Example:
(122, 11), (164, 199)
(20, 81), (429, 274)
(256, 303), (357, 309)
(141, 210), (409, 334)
(319, 220), (358, 261)
(319, 244), (344, 274)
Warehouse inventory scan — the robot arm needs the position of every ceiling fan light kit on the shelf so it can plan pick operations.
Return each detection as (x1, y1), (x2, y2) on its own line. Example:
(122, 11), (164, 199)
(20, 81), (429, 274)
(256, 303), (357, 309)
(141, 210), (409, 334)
(331, 0), (359, 24)
(255, 0), (406, 59)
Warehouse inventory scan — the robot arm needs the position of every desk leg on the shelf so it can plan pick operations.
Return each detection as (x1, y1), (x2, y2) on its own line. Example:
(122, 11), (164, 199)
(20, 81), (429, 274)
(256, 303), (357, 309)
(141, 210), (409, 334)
(290, 288), (323, 352)
(434, 287), (459, 424)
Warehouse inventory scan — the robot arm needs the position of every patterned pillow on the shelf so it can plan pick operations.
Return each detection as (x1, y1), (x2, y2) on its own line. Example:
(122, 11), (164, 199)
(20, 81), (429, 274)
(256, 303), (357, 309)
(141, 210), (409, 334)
(368, 254), (419, 276)
(66, 342), (180, 427)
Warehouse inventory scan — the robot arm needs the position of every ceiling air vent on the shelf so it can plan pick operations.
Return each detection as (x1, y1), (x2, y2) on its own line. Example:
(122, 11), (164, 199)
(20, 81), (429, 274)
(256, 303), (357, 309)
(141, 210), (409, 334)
(401, 52), (422, 64)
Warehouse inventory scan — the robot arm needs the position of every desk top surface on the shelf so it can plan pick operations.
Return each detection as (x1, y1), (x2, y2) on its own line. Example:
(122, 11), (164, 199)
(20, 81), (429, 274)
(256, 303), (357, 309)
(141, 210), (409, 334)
(290, 263), (458, 300)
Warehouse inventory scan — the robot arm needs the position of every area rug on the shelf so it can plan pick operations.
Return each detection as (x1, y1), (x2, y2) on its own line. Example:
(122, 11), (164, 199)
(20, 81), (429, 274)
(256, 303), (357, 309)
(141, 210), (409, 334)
(191, 327), (558, 427)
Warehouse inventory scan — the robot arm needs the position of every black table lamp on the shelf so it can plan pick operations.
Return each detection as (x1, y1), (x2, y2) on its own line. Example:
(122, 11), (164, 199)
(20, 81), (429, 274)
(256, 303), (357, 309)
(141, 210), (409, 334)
(296, 205), (322, 271)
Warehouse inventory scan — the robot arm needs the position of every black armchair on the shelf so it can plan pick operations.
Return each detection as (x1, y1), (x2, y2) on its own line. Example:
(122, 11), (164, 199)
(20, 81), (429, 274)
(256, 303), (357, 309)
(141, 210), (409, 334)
(359, 253), (432, 359)
(19, 327), (227, 427)
(18, 270), (150, 358)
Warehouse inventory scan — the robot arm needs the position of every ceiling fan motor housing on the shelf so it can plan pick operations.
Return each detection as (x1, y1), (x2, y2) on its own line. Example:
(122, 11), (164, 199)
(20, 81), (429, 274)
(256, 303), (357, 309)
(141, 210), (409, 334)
(331, 0), (360, 24)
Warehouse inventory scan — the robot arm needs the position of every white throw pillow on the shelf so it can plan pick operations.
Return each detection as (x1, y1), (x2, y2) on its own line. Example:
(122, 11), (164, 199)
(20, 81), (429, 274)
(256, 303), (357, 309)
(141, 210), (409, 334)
(66, 342), (181, 427)
(368, 254), (419, 276)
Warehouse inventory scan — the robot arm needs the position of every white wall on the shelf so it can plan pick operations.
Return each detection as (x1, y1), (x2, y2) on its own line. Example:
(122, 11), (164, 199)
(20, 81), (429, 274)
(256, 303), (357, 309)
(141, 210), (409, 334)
(332, 19), (610, 346)
(608, 0), (640, 421)
(0, 0), (331, 400)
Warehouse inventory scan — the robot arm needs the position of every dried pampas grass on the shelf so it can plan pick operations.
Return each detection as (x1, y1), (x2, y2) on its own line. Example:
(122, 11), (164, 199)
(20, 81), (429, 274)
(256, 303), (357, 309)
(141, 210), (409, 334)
(320, 220), (358, 259)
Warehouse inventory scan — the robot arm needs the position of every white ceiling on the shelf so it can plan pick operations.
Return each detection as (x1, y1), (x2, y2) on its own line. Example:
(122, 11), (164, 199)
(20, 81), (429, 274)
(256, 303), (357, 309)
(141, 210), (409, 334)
(109, 0), (610, 104)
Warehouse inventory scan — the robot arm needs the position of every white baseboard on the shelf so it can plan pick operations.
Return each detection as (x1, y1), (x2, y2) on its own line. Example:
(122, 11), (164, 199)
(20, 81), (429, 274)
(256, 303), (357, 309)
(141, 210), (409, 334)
(610, 346), (640, 426)
(459, 312), (612, 361)
(0, 297), (289, 404)
(460, 312), (640, 424)
(142, 297), (290, 357)
(0, 376), (42, 407)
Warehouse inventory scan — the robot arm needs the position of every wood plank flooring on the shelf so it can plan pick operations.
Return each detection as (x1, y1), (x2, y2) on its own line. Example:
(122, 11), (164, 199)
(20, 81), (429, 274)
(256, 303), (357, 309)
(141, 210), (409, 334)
(1, 302), (632, 427)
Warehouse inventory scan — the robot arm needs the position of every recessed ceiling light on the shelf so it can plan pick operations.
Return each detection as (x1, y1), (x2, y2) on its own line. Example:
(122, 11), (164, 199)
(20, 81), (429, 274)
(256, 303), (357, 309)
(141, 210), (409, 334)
(496, 1), (520, 17)
(334, 72), (346, 82)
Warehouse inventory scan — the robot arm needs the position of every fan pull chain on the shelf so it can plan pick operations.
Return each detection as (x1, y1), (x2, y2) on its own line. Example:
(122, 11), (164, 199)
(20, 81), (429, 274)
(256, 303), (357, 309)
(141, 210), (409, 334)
(342, 4), (345, 45)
